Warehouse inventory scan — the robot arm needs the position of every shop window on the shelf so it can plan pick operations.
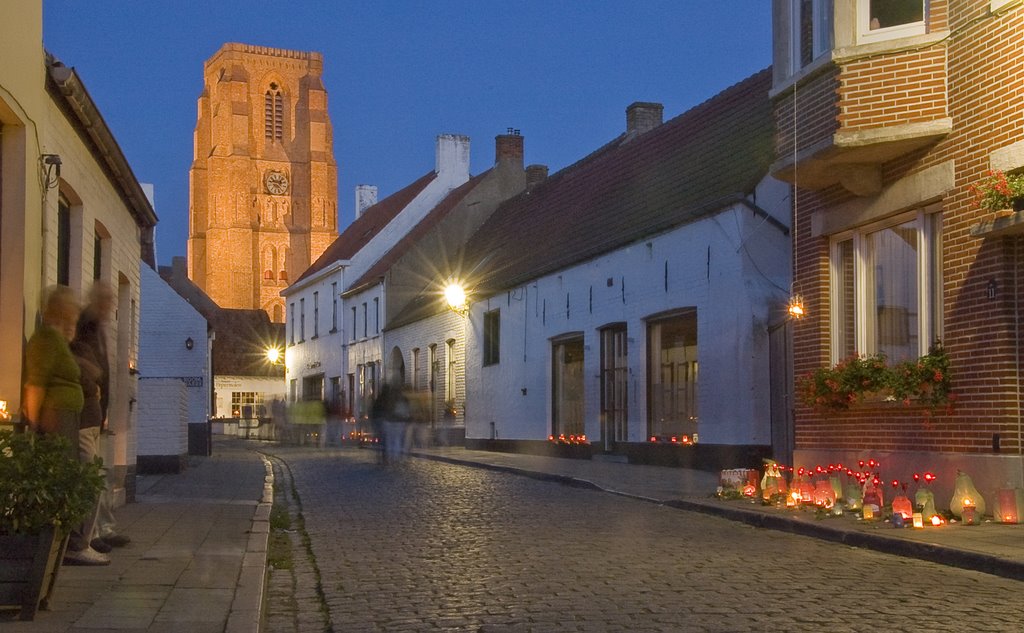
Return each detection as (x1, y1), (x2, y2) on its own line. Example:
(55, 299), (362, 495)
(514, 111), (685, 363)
(231, 391), (264, 418)
(647, 311), (698, 441)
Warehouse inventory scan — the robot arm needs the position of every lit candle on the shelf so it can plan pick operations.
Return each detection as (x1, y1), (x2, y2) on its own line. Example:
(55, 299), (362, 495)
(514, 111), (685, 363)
(912, 513), (924, 528)
(862, 506), (874, 520)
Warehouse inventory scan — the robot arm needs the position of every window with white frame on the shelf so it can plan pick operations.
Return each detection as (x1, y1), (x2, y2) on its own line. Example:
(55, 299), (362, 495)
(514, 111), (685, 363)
(830, 206), (942, 364)
(858, 0), (926, 44)
(790, 0), (832, 73)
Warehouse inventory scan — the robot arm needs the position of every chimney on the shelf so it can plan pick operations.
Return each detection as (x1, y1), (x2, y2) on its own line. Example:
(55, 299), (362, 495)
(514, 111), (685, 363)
(495, 128), (524, 168)
(436, 133), (470, 181)
(355, 185), (378, 218)
(525, 164), (548, 189)
(625, 102), (663, 139)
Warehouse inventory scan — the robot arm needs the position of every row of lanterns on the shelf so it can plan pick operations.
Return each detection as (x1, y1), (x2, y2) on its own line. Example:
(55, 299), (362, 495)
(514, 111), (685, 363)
(719, 461), (1024, 526)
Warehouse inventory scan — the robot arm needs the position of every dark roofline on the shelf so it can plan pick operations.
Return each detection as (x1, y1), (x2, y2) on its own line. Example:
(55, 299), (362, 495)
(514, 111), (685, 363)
(293, 170), (437, 284)
(342, 170), (490, 298)
(452, 67), (779, 298)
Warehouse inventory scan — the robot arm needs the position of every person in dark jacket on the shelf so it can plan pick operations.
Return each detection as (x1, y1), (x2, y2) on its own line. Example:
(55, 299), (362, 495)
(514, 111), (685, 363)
(73, 282), (130, 553)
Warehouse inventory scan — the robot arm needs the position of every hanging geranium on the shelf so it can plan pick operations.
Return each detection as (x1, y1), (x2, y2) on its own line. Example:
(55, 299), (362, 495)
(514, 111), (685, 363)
(797, 343), (953, 412)
(969, 170), (1024, 213)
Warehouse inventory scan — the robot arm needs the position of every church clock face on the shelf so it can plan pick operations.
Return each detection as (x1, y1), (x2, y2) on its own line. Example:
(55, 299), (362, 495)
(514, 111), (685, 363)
(265, 170), (289, 195)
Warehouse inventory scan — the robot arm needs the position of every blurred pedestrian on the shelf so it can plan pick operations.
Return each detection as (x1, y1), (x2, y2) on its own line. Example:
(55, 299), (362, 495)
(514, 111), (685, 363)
(74, 282), (130, 552)
(23, 285), (109, 565)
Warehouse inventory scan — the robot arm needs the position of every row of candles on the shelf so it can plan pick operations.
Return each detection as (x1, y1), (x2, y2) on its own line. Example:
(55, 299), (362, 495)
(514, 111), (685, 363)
(722, 460), (1023, 526)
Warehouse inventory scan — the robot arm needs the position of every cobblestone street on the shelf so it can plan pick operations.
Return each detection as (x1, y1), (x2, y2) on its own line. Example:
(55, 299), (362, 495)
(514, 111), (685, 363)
(264, 447), (1024, 632)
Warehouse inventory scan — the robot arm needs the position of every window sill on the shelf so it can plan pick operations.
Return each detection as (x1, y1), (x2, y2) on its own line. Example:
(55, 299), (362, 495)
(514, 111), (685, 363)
(970, 210), (1024, 239)
(834, 30), (949, 63)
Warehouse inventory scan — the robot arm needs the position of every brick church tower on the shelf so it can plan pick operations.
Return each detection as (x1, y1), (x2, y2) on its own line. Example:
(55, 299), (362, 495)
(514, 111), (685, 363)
(188, 43), (338, 322)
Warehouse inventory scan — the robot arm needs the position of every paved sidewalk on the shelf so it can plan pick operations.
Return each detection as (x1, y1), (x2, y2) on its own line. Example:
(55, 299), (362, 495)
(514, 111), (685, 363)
(1, 438), (271, 632)
(410, 445), (1024, 581)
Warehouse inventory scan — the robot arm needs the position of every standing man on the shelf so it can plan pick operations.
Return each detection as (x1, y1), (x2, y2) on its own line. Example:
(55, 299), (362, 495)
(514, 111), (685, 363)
(74, 282), (130, 552)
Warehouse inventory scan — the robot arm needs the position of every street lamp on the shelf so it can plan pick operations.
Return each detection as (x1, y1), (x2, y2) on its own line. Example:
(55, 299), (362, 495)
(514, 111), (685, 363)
(444, 281), (468, 316)
(266, 347), (282, 365)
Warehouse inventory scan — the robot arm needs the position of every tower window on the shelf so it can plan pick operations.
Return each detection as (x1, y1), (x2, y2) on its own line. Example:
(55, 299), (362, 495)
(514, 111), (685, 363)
(264, 85), (284, 142)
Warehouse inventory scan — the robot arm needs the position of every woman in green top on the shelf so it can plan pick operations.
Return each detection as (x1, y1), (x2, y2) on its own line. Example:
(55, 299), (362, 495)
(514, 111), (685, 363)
(22, 285), (84, 456)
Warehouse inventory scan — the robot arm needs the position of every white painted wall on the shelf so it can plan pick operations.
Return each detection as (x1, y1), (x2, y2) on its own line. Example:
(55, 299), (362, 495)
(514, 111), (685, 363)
(136, 378), (188, 458)
(385, 309), (467, 424)
(138, 262), (210, 443)
(213, 375), (287, 420)
(282, 264), (347, 402)
(283, 134), (471, 405)
(465, 183), (790, 447)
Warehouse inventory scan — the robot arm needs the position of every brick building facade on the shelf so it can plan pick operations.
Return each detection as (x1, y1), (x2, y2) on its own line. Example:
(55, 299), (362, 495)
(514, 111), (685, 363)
(188, 43), (338, 322)
(772, 0), (1024, 501)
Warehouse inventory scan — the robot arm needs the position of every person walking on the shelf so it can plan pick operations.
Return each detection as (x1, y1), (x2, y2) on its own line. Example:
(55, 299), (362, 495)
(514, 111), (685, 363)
(23, 285), (109, 565)
(74, 282), (130, 553)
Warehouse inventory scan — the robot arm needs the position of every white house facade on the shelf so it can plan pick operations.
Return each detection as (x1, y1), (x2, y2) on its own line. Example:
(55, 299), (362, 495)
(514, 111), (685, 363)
(137, 262), (209, 471)
(465, 179), (790, 464)
(452, 72), (790, 470)
(283, 134), (471, 419)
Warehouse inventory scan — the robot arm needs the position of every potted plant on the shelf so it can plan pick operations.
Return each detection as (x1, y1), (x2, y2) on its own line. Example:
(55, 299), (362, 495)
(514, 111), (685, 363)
(0, 430), (104, 620)
(969, 169), (1024, 219)
(797, 343), (953, 412)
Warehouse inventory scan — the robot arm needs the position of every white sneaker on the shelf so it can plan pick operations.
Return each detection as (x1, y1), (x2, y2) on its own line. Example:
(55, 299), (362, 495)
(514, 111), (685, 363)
(63, 546), (110, 566)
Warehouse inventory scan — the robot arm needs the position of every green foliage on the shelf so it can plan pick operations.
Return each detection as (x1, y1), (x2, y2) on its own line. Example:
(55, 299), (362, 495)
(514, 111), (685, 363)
(0, 430), (104, 535)
(797, 343), (954, 413)
(969, 169), (1024, 212)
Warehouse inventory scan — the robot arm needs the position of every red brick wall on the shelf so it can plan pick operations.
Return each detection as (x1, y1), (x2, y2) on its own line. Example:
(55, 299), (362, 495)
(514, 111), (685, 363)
(789, 2), (1024, 456)
(774, 66), (840, 160)
(838, 48), (948, 130)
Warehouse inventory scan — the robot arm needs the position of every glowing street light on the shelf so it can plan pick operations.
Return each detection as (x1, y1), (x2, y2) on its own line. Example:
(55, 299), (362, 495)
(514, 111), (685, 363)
(444, 281), (468, 315)
(266, 347), (282, 365)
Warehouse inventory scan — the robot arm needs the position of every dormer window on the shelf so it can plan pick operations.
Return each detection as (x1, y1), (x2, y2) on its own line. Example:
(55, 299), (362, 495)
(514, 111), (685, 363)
(264, 83), (284, 142)
(858, 0), (927, 44)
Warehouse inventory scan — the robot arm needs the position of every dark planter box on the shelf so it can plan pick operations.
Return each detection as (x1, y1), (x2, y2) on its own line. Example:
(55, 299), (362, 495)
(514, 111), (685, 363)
(0, 527), (67, 620)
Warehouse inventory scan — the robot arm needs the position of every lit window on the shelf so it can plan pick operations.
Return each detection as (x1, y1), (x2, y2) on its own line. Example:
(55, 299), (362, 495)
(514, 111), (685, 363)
(647, 312), (698, 440)
(830, 207), (942, 363)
